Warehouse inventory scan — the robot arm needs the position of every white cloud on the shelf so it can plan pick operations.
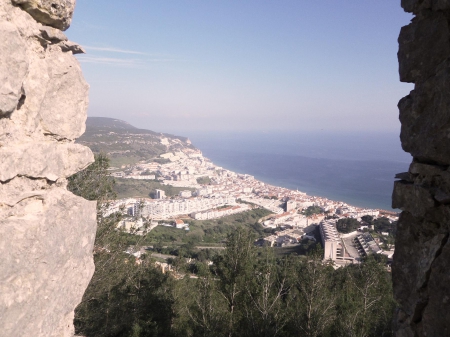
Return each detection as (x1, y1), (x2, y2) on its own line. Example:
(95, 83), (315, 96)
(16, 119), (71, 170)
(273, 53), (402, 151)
(77, 56), (143, 67)
(77, 46), (178, 67)
(84, 46), (148, 55)
(76, 55), (174, 67)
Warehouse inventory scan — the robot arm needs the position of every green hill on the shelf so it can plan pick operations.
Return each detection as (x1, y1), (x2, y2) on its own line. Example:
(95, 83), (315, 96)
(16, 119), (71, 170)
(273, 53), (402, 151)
(77, 117), (197, 167)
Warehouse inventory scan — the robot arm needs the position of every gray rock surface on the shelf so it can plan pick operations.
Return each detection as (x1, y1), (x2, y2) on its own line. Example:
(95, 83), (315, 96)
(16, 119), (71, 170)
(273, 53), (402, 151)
(0, 0), (97, 336)
(0, 188), (97, 337)
(0, 142), (93, 182)
(11, 0), (76, 30)
(40, 25), (67, 41)
(0, 20), (28, 116)
(59, 39), (85, 54)
(39, 47), (89, 139)
(393, 1), (450, 335)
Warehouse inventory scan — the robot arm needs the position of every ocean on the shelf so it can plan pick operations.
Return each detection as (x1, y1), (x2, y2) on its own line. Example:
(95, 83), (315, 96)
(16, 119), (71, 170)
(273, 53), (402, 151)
(187, 131), (411, 211)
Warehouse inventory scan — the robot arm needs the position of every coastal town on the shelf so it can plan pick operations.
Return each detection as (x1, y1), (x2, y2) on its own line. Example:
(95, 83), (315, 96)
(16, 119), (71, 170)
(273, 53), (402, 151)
(105, 145), (397, 267)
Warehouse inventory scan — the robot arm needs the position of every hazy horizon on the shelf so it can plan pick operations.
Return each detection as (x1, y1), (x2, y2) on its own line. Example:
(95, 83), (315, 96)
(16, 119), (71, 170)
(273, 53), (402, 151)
(69, 1), (413, 135)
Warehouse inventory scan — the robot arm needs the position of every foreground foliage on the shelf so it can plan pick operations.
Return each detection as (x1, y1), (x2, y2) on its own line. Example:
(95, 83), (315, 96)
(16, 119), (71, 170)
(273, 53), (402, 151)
(71, 155), (396, 337)
(173, 233), (395, 337)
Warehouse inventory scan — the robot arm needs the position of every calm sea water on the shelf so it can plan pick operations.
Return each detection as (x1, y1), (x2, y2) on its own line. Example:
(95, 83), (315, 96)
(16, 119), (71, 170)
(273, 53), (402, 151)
(187, 131), (411, 211)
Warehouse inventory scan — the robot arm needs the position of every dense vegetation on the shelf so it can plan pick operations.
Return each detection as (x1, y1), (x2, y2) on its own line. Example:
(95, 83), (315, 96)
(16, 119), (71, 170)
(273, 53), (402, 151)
(196, 176), (212, 185)
(70, 155), (396, 337)
(151, 209), (271, 245)
(73, 231), (395, 337)
(76, 117), (194, 168)
(336, 218), (361, 233)
(173, 234), (395, 337)
(302, 205), (324, 216)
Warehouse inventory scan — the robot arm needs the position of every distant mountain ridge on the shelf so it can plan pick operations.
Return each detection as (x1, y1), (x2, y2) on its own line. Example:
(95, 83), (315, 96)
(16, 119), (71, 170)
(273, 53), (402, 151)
(86, 117), (138, 130)
(84, 117), (188, 141)
(77, 117), (197, 167)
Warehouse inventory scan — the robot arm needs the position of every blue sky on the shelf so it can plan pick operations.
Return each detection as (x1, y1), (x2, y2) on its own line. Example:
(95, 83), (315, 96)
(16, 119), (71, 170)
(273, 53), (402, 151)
(67, 1), (413, 135)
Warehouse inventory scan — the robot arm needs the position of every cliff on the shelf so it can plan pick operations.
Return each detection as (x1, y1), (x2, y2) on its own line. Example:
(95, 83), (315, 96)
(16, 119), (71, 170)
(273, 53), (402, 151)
(0, 1), (97, 336)
(393, 1), (450, 335)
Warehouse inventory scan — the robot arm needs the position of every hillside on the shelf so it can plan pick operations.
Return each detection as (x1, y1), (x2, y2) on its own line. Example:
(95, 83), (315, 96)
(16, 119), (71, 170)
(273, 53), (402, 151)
(76, 117), (198, 167)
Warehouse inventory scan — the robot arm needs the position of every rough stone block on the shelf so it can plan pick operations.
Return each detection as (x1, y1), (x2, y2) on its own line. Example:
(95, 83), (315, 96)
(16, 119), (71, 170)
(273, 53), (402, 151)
(0, 188), (97, 337)
(392, 180), (435, 216)
(402, 0), (432, 13)
(402, 0), (450, 13)
(58, 40), (85, 54)
(39, 25), (67, 42)
(399, 63), (450, 165)
(0, 20), (28, 116)
(398, 11), (450, 83)
(0, 142), (94, 182)
(39, 48), (89, 139)
(11, 0), (76, 30)
(0, 176), (50, 206)
(393, 211), (447, 324)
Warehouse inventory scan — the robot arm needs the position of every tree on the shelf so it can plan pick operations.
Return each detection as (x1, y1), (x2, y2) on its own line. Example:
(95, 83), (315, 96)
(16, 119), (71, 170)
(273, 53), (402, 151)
(197, 176), (212, 185)
(302, 206), (323, 217)
(361, 215), (374, 224)
(373, 217), (395, 236)
(69, 155), (397, 336)
(74, 254), (174, 337)
(286, 249), (337, 337)
(68, 152), (115, 202)
(240, 249), (292, 337)
(333, 257), (395, 337)
(212, 228), (257, 337)
(68, 153), (122, 250)
(336, 218), (360, 233)
(70, 154), (175, 337)
(173, 264), (227, 337)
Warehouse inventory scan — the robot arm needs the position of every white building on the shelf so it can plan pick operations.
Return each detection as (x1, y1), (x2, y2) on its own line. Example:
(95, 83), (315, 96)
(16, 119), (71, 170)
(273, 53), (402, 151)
(196, 187), (212, 196)
(155, 189), (166, 199)
(242, 187), (253, 193)
(191, 204), (249, 220)
(124, 175), (156, 180)
(179, 190), (192, 198)
(286, 200), (297, 212)
(319, 220), (343, 261)
(140, 195), (236, 218)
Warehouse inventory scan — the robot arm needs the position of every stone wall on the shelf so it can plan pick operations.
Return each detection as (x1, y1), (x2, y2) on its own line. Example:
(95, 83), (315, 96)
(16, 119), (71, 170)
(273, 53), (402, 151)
(393, 1), (450, 336)
(0, 1), (97, 336)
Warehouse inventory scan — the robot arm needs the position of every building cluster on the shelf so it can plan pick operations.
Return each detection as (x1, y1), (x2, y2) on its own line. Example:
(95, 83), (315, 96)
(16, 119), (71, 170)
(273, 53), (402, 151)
(191, 204), (250, 220)
(109, 149), (384, 221)
(262, 210), (308, 228)
(318, 217), (395, 267)
(263, 228), (305, 247)
(138, 195), (237, 218)
(105, 148), (398, 261)
(353, 233), (382, 256)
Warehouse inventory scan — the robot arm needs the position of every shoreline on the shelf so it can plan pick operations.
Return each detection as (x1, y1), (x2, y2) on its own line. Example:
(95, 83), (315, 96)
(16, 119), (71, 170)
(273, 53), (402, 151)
(199, 154), (400, 214)
(187, 130), (410, 212)
(113, 151), (398, 217)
